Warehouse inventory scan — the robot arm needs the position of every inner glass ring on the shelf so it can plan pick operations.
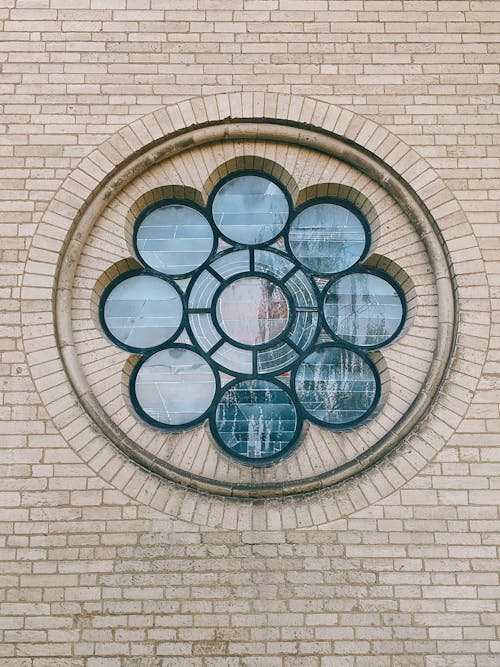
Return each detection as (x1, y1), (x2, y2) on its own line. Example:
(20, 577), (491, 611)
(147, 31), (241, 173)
(215, 276), (290, 346)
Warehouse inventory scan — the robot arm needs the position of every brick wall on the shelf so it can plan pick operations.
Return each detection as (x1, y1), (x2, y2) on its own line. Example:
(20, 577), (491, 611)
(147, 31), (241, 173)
(1, 1), (499, 665)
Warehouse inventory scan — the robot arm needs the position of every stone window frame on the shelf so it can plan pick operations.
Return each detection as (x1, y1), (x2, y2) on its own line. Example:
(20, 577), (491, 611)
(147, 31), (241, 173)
(21, 94), (487, 528)
(98, 170), (408, 465)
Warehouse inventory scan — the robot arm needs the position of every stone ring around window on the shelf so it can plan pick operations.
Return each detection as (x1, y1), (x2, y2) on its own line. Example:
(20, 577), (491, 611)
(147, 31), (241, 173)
(98, 171), (407, 465)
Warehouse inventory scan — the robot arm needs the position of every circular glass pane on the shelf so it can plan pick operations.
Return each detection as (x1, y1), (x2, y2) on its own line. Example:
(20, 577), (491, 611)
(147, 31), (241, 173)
(135, 204), (213, 276)
(133, 348), (216, 427)
(324, 273), (404, 347)
(213, 379), (299, 462)
(294, 346), (378, 426)
(212, 175), (289, 245)
(288, 203), (367, 274)
(102, 275), (183, 350)
(216, 277), (289, 345)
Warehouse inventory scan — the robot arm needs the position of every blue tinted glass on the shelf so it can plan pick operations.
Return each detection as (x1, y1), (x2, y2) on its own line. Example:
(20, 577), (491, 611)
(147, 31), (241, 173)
(136, 204), (213, 276)
(188, 270), (221, 309)
(188, 312), (220, 352)
(211, 343), (253, 375)
(257, 342), (298, 374)
(210, 250), (250, 278)
(133, 348), (216, 426)
(103, 275), (182, 349)
(289, 203), (367, 274)
(212, 175), (289, 245)
(294, 346), (377, 426)
(254, 249), (294, 279)
(214, 379), (298, 460)
(287, 310), (319, 350)
(324, 273), (404, 347)
(285, 270), (317, 309)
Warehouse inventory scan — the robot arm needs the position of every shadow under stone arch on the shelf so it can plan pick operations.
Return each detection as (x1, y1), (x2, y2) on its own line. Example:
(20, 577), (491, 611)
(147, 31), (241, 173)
(202, 155), (300, 206)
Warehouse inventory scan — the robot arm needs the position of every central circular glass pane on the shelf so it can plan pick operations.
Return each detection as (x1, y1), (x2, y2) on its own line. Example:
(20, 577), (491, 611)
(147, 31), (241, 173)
(216, 277), (289, 346)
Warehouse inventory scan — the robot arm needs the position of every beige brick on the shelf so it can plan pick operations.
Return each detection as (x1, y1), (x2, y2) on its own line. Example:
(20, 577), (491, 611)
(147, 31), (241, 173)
(0, 2), (498, 665)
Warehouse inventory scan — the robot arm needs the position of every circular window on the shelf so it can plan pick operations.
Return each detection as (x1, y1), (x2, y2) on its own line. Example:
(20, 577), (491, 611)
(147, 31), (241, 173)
(100, 272), (184, 352)
(134, 202), (215, 277)
(322, 272), (405, 348)
(211, 173), (290, 245)
(211, 378), (301, 464)
(293, 345), (379, 427)
(130, 346), (218, 429)
(287, 200), (369, 275)
(215, 276), (290, 346)
(98, 171), (408, 465)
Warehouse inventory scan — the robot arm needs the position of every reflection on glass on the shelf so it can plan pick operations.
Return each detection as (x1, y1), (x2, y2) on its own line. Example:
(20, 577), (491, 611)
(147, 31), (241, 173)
(288, 310), (319, 350)
(134, 348), (216, 426)
(188, 313), (220, 352)
(103, 275), (182, 349)
(136, 204), (213, 275)
(211, 343), (253, 374)
(214, 379), (297, 460)
(216, 277), (289, 345)
(285, 270), (317, 308)
(295, 346), (377, 425)
(257, 342), (298, 374)
(324, 273), (404, 347)
(188, 270), (221, 309)
(210, 250), (250, 278)
(254, 250), (294, 279)
(212, 175), (289, 245)
(289, 203), (367, 274)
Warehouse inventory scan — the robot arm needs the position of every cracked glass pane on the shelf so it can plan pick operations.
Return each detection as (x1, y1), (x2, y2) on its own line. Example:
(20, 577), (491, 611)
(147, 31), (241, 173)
(289, 203), (366, 274)
(212, 175), (289, 245)
(134, 348), (216, 426)
(103, 275), (182, 349)
(136, 204), (213, 275)
(324, 273), (404, 347)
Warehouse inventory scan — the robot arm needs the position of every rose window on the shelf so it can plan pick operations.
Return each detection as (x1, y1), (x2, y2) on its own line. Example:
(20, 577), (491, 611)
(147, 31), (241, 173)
(99, 172), (406, 465)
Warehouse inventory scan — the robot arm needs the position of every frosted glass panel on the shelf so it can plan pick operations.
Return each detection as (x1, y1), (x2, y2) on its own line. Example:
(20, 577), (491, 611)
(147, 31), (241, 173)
(136, 204), (213, 275)
(133, 348), (216, 426)
(103, 275), (182, 349)
(289, 203), (366, 274)
(212, 175), (289, 245)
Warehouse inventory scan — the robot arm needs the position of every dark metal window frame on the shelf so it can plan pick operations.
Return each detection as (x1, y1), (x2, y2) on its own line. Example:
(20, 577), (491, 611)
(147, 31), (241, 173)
(99, 170), (406, 465)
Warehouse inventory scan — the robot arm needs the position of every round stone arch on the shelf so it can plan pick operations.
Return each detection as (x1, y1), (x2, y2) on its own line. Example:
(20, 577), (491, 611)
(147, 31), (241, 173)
(21, 93), (489, 529)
